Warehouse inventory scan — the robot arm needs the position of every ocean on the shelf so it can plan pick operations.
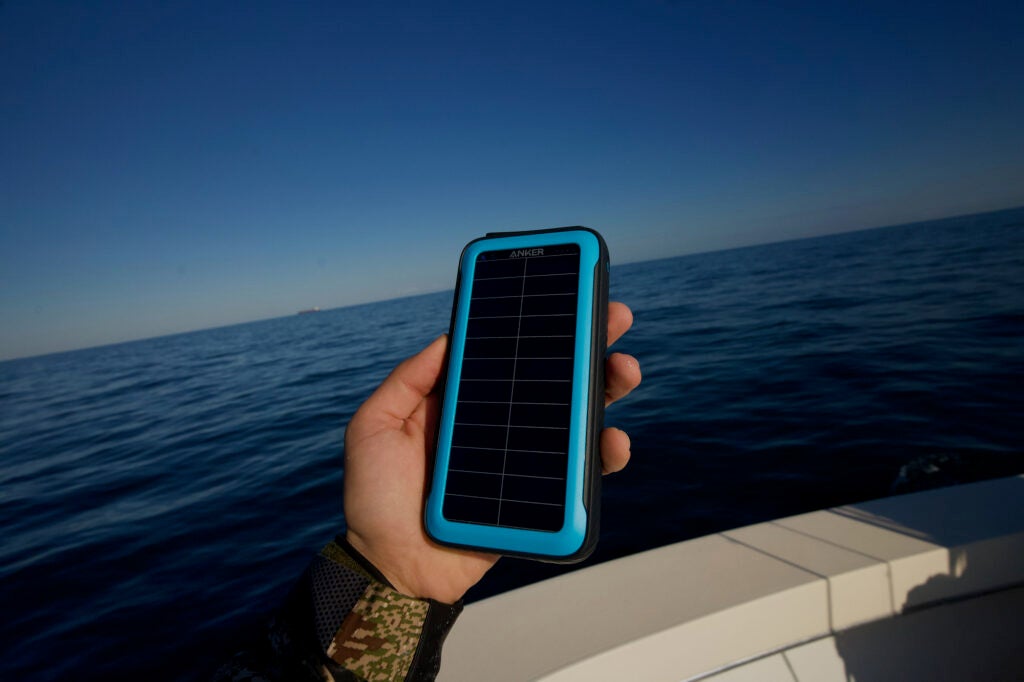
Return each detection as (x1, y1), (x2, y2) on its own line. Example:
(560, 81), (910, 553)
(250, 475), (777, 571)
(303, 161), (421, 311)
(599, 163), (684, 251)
(2, 207), (1022, 680)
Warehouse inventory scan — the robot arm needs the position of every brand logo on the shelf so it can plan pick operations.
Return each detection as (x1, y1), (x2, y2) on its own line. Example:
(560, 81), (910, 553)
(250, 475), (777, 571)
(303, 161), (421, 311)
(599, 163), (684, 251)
(509, 248), (544, 258)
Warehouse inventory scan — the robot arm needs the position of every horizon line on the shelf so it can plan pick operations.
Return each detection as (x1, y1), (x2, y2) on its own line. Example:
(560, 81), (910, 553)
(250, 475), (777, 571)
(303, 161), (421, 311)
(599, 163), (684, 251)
(3, 203), (1021, 364)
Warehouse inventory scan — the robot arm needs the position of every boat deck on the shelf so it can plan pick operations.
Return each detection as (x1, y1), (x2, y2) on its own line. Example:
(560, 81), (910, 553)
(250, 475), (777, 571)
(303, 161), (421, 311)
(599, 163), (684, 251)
(440, 475), (1024, 681)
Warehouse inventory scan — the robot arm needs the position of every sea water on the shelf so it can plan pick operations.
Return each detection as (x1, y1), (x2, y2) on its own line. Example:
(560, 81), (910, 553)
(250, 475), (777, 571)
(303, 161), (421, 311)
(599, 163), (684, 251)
(1, 207), (1022, 679)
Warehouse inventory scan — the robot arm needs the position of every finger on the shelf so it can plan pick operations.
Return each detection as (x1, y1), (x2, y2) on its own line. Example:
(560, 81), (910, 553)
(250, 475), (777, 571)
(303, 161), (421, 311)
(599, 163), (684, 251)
(607, 302), (633, 348)
(359, 334), (448, 425)
(600, 427), (631, 474)
(605, 352), (641, 407)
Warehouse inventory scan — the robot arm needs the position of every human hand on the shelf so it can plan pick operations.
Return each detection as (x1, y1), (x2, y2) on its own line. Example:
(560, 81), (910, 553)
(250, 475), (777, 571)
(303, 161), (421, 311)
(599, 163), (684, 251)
(343, 302), (641, 603)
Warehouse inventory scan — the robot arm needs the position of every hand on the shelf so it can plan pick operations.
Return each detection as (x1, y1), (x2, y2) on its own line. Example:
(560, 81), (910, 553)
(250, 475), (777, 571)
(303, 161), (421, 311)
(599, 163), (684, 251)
(343, 302), (641, 603)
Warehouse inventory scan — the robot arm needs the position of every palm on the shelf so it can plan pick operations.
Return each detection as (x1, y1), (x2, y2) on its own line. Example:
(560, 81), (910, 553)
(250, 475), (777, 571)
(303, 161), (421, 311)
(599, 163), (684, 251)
(344, 360), (498, 604)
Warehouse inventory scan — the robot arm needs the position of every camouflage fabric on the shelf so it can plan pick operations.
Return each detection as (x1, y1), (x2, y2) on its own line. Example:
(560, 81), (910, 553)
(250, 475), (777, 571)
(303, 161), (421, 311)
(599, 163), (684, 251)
(212, 539), (462, 682)
(326, 581), (430, 680)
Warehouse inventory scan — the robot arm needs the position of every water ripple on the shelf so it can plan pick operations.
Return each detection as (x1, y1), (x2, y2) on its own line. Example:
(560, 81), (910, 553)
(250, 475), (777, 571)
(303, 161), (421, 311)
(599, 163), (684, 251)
(2, 210), (1023, 680)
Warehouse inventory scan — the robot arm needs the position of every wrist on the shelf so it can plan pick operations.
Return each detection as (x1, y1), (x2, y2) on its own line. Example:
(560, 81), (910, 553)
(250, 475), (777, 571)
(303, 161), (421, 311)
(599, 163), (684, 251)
(344, 529), (474, 604)
(342, 530), (421, 598)
(346, 524), (454, 602)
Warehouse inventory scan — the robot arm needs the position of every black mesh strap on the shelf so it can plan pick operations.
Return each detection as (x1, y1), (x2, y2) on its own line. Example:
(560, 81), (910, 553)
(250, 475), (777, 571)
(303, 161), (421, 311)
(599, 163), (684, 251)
(307, 553), (371, 652)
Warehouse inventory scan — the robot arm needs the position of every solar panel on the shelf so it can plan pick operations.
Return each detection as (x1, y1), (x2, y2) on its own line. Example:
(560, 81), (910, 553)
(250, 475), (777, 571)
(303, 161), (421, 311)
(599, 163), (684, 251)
(441, 243), (581, 531)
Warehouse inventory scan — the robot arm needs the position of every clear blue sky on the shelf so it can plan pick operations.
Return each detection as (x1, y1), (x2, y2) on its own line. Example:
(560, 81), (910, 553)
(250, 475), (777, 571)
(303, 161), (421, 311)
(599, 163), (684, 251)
(2, 0), (1023, 360)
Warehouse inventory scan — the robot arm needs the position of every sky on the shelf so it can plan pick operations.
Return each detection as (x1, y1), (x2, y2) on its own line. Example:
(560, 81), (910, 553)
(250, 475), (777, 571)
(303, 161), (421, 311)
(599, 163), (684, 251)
(2, 0), (1023, 360)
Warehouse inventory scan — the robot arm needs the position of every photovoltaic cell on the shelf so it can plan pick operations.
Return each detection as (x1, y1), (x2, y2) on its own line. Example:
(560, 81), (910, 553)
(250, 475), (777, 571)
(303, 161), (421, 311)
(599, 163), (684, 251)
(442, 244), (581, 531)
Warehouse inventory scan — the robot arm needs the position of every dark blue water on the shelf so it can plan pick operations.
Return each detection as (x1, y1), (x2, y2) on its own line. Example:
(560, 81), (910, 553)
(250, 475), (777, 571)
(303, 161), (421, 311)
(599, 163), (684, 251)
(2, 208), (1022, 680)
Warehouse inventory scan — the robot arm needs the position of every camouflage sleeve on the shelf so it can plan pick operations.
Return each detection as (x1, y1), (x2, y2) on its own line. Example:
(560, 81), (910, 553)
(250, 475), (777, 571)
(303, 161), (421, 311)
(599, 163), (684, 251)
(213, 537), (463, 682)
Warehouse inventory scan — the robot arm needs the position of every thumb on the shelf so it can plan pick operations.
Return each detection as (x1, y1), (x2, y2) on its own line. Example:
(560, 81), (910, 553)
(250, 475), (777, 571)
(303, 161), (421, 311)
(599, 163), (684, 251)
(357, 334), (448, 426)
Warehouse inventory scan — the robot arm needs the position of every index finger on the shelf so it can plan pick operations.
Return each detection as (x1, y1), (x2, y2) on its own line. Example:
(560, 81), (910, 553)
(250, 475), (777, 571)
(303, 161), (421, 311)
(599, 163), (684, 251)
(607, 301), (633, 348)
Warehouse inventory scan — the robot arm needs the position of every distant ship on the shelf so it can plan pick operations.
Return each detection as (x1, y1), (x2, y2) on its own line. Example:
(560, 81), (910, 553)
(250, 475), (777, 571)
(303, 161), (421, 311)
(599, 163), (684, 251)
(297, 307), (321, 315)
